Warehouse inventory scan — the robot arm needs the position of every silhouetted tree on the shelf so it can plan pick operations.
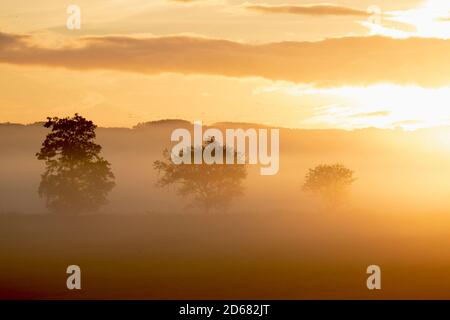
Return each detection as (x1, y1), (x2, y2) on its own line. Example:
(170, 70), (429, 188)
(36, 114), (115, 214)
(153, 138), (247, 214)
(302, 164), (355, 206)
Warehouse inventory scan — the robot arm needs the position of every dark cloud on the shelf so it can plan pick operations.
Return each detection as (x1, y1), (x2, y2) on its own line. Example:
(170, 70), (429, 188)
(0, 32), (29, 48)
(0, 32), (449, 87)
(246, 4), (369, 17)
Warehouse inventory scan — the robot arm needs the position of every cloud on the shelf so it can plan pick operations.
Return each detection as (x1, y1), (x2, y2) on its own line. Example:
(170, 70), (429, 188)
(246, 3), (369, 17)
(0, 32), (449, 87)
(392, 119), (421, 126)
(349, 111), (390, 118)
(169, 0), (211, 3)
(0, 32), (30, 47)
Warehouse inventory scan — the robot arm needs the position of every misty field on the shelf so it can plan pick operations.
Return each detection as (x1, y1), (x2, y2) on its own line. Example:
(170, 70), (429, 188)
(2, 208), (450, 299)
(2, 122), (450, 299)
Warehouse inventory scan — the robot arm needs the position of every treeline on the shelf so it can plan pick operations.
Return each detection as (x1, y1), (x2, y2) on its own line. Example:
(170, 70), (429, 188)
(36, 114), (355, 214)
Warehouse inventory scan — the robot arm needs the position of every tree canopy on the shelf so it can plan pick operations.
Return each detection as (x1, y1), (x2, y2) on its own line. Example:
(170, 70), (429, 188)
(302, 163), (355, 206)
(153, 138), (247, 213)
(36, 114), (115, 214)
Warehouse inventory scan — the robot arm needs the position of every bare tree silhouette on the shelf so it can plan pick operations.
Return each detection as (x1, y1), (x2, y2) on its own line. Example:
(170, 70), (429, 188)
(153, 138), (247, 214)
(36, 114), (115, 214)
(302, 163), (355, 207)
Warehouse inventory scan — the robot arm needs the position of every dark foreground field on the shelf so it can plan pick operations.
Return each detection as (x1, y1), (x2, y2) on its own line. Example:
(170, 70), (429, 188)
(2, 209), (450, 300)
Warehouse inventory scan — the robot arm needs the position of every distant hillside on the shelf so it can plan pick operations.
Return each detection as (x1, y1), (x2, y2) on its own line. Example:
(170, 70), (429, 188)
(133, 119), (192, 129)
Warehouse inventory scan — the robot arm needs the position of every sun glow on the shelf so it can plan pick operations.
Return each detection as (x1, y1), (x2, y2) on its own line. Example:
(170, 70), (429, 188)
(257, 83), (450, 130)
(364, 0), (450, 39)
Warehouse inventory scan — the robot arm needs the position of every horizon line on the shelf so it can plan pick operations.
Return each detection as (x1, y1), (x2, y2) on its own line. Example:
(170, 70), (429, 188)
(1, 118), (449, 133)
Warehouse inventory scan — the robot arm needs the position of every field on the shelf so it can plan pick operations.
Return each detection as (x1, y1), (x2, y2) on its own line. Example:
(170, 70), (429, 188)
(2, 123), (450, 299)
(2, 209), (450, 299)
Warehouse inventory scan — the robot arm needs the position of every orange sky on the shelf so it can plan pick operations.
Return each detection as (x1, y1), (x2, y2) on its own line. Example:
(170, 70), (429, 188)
(0, 0), (449, 128)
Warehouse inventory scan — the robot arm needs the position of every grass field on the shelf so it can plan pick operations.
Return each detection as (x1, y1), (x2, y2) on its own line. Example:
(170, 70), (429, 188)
(2, 209), (450, 299)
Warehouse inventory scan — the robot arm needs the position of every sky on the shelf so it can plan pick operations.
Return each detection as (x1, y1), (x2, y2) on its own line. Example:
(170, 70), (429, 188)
(0, 0), (450, 129)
